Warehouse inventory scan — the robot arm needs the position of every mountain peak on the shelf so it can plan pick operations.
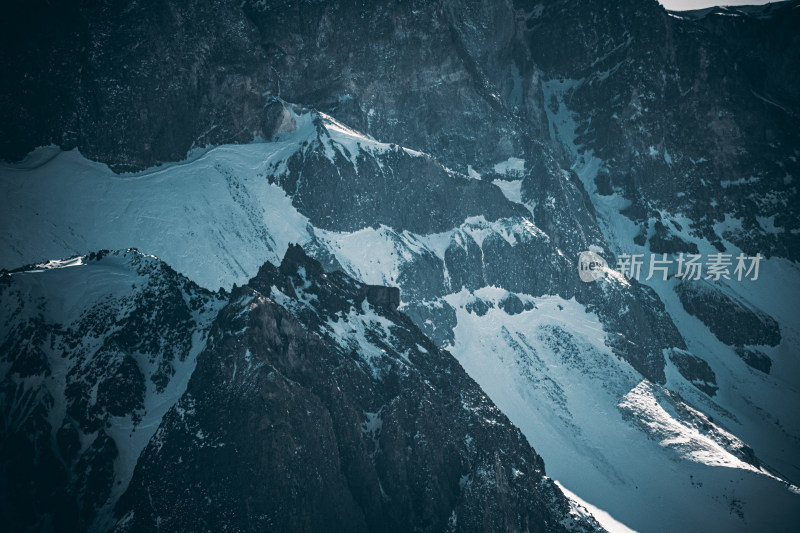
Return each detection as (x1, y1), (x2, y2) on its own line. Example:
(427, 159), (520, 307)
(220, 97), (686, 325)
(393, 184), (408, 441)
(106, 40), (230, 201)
(279, 242), (325, 278)
(248, 243), (402, 315)
(111, 244), (602, 533)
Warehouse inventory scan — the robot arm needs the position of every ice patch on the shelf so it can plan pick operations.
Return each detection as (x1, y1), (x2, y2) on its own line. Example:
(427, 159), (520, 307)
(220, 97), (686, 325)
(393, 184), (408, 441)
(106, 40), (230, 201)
(493, 157), (525, 177)
(492, 179), (523, 204)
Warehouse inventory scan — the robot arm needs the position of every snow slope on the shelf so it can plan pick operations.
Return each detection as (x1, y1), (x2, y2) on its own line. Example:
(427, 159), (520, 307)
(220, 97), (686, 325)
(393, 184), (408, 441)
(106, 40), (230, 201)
(3, 107), (799, 531)
(1, 143), (309, 291)
(539, 77), (800, 529)
(434, 288), (798, 531)
(542, 77), (800, 479)
(0, 250), (225, 530)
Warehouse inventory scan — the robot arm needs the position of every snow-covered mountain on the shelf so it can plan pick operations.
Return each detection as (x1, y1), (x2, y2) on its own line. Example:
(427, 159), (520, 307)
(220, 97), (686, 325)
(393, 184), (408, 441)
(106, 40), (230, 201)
(3, 101), (798, 531)
(2, 0), (799, 531)
(114, 245), (604, 532)
(0, 250), (225, 531)
(0, 246), (604, 532)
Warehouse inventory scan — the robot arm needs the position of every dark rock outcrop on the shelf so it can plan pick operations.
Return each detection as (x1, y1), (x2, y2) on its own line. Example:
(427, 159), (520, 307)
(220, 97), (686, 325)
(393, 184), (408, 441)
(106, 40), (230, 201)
(530, 0), (800, 261)
(735, 346), (772, 374)
(649, 221), (699, 255)
(0, 247), (602, 532)
(675, 281), (781, 347)
(363, 285), (400, 311)
(668, 349), (718, 396)
(114, 245), (602, 532)
(0, 0), (545, 176)
(273, 132), (529, 234)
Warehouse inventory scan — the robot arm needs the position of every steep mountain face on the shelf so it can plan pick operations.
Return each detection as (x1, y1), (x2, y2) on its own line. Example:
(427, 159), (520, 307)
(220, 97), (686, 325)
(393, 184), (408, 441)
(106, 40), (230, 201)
(3, 97), (800, 529)
(0, 250), (225, 531)
(2, 0), (800, 531)
(0, 0), (546, 174)
(4, 102), (798, 531)
(530, 0), (800, 261)
(0, 104), (690, 390)
(115, 245), (600, 532)
(0, 247), (604, 532)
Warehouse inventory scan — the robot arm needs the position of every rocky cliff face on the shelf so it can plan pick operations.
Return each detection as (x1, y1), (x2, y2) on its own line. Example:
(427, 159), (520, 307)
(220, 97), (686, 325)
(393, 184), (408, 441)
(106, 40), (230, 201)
(3, 96), (798, 529)
(0, 250), (225, 531)
(2, 0), (799, 531)
(114, 245), (600, 532)
(4, 1), (797, 265)
(0, 248), (602, 532)
(1, 0), (544, 174)
(530, 0), (800, 261)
